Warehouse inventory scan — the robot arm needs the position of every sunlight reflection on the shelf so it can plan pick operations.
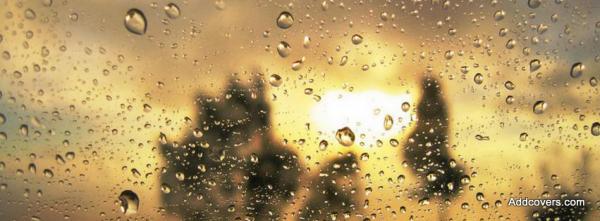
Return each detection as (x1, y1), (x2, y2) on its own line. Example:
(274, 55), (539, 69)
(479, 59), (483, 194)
(311, 90), (414, 147)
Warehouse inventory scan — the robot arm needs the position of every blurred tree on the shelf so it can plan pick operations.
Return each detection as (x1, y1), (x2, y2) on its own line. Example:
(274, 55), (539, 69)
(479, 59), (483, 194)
(403, 77), (467, 210)
(299, 153), (364, 220)
(159, 78), (301, 220)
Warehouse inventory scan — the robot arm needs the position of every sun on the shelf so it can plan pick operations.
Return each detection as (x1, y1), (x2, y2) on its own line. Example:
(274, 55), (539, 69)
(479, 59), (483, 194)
(310, 90), (414, 148)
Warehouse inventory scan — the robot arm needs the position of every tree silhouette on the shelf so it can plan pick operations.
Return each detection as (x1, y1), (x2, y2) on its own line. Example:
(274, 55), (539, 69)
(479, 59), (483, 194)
(159, 78), (366, 220)
(159, 78), (301, 220)
(403, 77), (467, 204)
(299, 153), (364, 220)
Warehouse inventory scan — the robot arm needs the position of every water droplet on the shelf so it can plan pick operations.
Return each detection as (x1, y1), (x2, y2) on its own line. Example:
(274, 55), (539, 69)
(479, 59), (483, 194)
(426, 172), (437, 182)
(55, 155), (65, 165)
(28, 163), (37, 174)
(499, 28), (508, 36)
(41, 0), (52, 6)
(164, 3), (181, 19)
(161, 183), (172, 194)
(303, 36), (311, 48)
(473, 73), (484, 84)
(591, 122), (600, 136)
(506, 39), (516, 49)
(520, 132), (528, 141)
(335, 127), (355, 146)
(24, 9), (37, 20)
(493, 10), (505, 21)
(304, 88), (313, 95)
(249, 153), (259, 163)
(444, 50), (454, 60)
(291, 60), (303, 71)
(0, 113), (5, 125)
(269, 74), (283, 87)
(397, 175), (405, 183)
(506, 95), (514, 104)
(460, 175), (471, 184)
(124, 9), (147, 35)
(175, 171), (185, 181)
(475, 134), (490, 141)
(119, 190), (139, 215)
(389, 139), (399, 147)
(570, 62), (584, 78)
(192, 128), (203, 138)
(143, 103), (152, 112)
(276, 41), (291, 58)
(475, 192), (485, 201)
(504, 81), (515, 90)
(533, 101), (547, 114)
(43, 169), (54, 178)
(590, 77), (598, 87)
(131, 168), (141, 178)
(54, 150), (68, 161)
(214, 0), (226, 10)
(20, 125), (29, 136)
(383, 114), (393, 130)
(528, 0), (542, 9)
(529, 59), (541, 72)
(66, 12), (78, 22)
(227, 205), (236, 212)
(276, 11), (294, 29)
(351, 34), (363, 45)
(360, 153), (369, 161)
(159, 133), (168, 145)
(339, 56), (348, 66)
(319, 140), (328, 150)
(401, 102), (410, 112)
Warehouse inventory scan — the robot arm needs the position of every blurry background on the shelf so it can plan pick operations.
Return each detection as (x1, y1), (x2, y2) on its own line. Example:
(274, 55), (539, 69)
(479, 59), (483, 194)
(0, 0), (599, 220)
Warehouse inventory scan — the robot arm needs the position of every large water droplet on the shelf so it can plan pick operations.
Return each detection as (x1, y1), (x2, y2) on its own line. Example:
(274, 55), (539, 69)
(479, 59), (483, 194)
(426, 172), (438, 182)
(504, 81), (515, 90)
(319, 140), (328, 150)
(351, 34), (363, 45)
(269, 74), (283, 87)
(277, 41), (291, 58)
(43, 169), (54, 178)
(124, 9), (147, 35)
(119, 190), (139, 215)
(529, 59), (541, 72)
(303, 36), (311, 48)
(570, 62), (584, 78)
(506, 39), (516, 49)
(473, 73), (484, 84)
(164, 3), (181, 19)
(493, 10), (505, 21)
(528, 0), (542, 9)
(401, 102), (410, 112)
(335, 127), (355, 146)
(24, 9), (37, 20)
(291, 60), (303, 71)
(20, 125), (29, 136)
(591, 122), (600, 136)
(383, 114), (393, 130)
(276, 11), (294, 29)
(360, 153), (369, 161)
(161, 183), (172, 194)
(533, 101), (547, 114)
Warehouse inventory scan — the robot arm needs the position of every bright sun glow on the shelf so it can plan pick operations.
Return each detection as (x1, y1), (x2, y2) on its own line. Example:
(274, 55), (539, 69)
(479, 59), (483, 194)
(311, 90), (414, 147)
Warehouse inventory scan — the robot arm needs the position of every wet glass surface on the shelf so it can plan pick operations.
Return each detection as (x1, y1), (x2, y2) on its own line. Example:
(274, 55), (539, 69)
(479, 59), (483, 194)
(0, 0), (599, 220)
